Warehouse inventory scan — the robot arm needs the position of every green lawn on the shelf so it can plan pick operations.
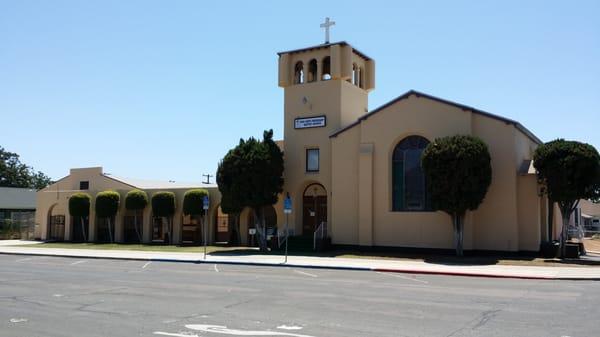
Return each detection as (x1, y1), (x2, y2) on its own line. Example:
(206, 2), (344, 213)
(29, 242), (257, 254)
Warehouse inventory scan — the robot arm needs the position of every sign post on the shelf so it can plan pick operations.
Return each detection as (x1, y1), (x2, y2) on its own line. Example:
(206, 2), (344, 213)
(283, 194), (292, 264)
(203, 195), (210, 260)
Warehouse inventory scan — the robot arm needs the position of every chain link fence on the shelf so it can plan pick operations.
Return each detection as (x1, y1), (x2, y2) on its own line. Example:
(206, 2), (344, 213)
(0, 211), (36, 240)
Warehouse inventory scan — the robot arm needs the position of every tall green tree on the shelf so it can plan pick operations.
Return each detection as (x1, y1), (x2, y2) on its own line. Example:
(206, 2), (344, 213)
(151, 192), (176, 244)
(422, 135), (492, 256)
(534, 139), (600, 257)
(217, 142), (245, 246)
(125, 189), (148, 242)
(95, 191), (120, 243)
(0, 146), (52, 189)
(69, 193), (91, 242)
(216, 130), (284, 251)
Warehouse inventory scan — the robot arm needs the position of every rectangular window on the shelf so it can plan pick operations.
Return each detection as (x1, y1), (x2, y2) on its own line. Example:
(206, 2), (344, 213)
(79, 181), (89, 190)
(306, 148), (319, 172)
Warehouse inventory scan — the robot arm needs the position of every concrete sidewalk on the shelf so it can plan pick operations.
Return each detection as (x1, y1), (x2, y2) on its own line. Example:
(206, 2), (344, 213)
(1, 241), (600, 280)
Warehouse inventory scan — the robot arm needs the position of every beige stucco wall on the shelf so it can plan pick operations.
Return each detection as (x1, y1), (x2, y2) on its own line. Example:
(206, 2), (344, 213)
(581, 199), (600, 217)
(280, 43), (371, 236)
(36, 167), (221, 244)
(331, 126), (360, 244)
(330, 94), (542, 251)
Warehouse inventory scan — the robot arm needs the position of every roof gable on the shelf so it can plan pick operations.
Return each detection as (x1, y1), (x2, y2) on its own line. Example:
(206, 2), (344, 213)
(330, 90), (542, 145)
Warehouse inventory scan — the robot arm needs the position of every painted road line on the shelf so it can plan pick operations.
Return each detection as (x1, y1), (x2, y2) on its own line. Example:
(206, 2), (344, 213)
(142, 261), (152, 269)
(14, 257), (34, 262)
(214, 264), (219, 272)
(69, 260), (87, 266)
(293, 269), (317, 278)
(376, 271), (429, 284)
(155, 324), (316, 337)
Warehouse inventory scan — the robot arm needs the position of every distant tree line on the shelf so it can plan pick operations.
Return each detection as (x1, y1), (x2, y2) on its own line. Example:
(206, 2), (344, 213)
(0, 146), (53, 189)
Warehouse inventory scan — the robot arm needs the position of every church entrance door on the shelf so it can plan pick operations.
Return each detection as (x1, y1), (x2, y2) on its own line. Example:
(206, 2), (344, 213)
(302, 183), (327, 235)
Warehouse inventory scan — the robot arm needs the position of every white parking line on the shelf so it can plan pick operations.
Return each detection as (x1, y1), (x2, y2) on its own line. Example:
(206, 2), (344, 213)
(376, 271), (429, 284)
(293, 269), (317, 278)
(142, 261), (152, 269)
(69, 260), (87, 266)
(214, 264), (219, 272)
(15, 257), (34, 263)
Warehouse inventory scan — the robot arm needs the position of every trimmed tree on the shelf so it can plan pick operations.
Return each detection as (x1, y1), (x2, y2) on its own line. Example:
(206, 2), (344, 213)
(95, 191), (120, 243)
(220, 192), (244, 245)
(69, 193), (91, 242)
(422, 135), (492, 256)
(216, 129), (284, 251)
(183, 189), (209, 244)
(533, 139), (600, 257)
(125, 189), (148, 242)
(151, 191), (176, 244)
(217, 144), (245, 246)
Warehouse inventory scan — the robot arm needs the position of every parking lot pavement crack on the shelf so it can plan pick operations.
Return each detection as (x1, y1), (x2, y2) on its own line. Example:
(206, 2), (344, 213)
(0, 295), (48, 307)
(472, 309), (501, 330)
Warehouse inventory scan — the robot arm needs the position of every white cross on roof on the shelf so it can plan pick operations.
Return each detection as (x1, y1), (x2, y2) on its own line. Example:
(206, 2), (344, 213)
(320, 17), (335, 44)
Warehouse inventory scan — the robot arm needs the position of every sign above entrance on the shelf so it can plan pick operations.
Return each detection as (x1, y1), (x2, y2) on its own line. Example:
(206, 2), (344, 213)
(294, 115), (326, 129)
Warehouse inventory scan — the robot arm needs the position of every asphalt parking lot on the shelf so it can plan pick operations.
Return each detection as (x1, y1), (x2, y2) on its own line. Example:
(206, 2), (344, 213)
(1, 254), (599, 337)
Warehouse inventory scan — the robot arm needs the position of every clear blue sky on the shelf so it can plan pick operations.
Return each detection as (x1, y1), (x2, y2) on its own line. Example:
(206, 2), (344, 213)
(1, 0), (598, 182)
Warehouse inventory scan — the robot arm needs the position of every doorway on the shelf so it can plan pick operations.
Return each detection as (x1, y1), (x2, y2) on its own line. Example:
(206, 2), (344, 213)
(302, 183), (327, 235)
(71, 216), (89, 242)
(215, 206), (229, 243)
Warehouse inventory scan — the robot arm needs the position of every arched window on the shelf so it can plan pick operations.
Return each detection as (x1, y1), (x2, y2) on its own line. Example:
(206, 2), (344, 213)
(321, 56), (331, 80)
(308, 59), (317, 82)
(359, 67), (364, 88)
(294, 61), (304, 84)
(352, 63), (358, 85)
(392, 136), (431, 211)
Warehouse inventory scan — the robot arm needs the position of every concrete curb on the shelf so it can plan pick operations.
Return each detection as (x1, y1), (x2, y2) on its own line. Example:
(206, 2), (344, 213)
(2, 250), (599, 281)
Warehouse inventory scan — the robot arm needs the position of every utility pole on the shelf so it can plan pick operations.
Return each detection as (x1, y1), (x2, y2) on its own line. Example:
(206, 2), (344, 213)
(202, 174), (213, 184)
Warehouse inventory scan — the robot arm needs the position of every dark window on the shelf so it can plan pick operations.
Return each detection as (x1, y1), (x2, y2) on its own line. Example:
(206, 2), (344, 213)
(79, 181), (89, 190)
(321, 56), (331, 80)
(392, 136), (431, 211)
(308, 59), (317, 82)
(306, 148), (319, 172)
(294, 61), (304, 84)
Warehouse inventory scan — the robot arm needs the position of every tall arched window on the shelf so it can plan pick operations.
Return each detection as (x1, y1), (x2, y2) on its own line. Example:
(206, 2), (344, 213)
(352, 63), (358, 85)
(392, 136), (431, 211)
(321, 56), (331, 80)
(308, 59), (317, 82)
(294, 61), (304, 84)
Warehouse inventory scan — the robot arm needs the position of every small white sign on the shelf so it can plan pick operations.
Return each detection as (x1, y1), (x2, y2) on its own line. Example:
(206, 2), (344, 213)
(249, 228), (256, 235)
(294, 116), (326, 129)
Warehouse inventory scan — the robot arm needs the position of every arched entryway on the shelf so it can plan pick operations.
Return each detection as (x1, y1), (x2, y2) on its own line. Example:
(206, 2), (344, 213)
(96, 215), (115, 243)
(246, 205), (277, 247)
(303, 183), (327, 235)
(214, 205), (230, 243)
(123, 210), (144, 243)
(47, 204), (65, 241)
(181, 213), (202, 245)
(71, 215), (89, 243)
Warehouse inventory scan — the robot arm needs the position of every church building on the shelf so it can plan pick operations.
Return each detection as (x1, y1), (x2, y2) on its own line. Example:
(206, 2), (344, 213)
(35, 29), (551, 252)
(276, 38), (547, 252)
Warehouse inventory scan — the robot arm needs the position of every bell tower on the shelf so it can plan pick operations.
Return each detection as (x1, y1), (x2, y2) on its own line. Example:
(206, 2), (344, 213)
(277, 36), (375, 235)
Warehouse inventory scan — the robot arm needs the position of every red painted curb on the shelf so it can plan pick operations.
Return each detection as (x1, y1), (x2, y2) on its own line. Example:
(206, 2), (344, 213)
(373, 268), (558, 280)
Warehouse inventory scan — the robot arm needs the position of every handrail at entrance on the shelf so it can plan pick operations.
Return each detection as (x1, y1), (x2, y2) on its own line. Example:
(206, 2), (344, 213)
(313, 221), (327, 250)
(278, 228), (294, 248)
